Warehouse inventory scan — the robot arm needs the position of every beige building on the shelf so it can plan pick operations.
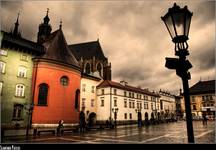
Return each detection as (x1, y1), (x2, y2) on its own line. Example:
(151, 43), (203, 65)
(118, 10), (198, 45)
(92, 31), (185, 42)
(181, 80), (215, 119)
(96, 80), (160, 125)
(80, 72), (103, 125)
(159, 90), (176, 120)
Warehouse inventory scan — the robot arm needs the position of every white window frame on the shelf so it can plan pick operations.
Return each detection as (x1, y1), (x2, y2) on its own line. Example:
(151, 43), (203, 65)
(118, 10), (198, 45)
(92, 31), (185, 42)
(0, 61), (6, 73)
(91, 86), (95, 93)
(0, 49), (8, 56)
(0, 82), (3, 95)
(15, 84), (25, 97)
(17, 66), (27, 78)
(82, 84), (86, 92)
(20, 54), (28, 61)
(101, 98), (104, 107)
(91, 99), (94, 107)
(82, 98), (86, 108)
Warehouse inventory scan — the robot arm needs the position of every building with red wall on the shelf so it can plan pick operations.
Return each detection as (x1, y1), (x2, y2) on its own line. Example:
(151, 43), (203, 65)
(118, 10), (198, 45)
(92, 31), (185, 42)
(31, 13), (81, 127)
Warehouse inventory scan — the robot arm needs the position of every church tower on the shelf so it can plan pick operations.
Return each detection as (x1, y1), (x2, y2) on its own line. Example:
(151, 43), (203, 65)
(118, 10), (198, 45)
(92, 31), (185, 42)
(37, 8), (52, 44)
(11, 11), (21, 37)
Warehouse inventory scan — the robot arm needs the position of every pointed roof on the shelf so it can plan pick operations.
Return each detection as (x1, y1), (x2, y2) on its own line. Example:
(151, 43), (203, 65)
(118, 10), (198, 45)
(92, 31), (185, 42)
(189, 80), (215, 95)
(38, 29), (80, 69)
(68, 41), (107, 61)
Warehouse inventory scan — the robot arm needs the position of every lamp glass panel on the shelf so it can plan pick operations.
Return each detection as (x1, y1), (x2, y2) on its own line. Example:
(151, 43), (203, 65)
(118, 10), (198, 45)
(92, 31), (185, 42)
(164, 15), (176, 39)
(185, 13), (192, 37)
(172, 12), (185, 36)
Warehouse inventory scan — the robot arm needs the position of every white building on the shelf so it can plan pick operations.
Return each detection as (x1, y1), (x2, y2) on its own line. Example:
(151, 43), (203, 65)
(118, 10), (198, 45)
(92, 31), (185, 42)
(80, 73), (103, 125)
(96, 80), (160, 125)
(159, 90), (176, 119)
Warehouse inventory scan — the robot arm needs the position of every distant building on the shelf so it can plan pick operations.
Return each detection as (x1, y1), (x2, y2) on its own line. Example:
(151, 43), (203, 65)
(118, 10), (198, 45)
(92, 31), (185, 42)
(183, 80), (215, 119)
(96, 80), (160, 125)
(158, 90), (176, 120)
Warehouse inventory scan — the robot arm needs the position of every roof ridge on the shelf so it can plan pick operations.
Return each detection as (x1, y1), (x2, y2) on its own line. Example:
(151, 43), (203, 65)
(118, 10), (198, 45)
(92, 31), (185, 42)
(69, 40), (99, 46)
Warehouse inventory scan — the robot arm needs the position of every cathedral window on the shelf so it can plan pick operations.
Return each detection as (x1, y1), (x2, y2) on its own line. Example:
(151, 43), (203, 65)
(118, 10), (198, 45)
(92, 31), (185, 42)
(85, 62), (91, 74)
(96, 63), (103, 77)
(75, 89), (80, 110)
(38, 83), (48, 105)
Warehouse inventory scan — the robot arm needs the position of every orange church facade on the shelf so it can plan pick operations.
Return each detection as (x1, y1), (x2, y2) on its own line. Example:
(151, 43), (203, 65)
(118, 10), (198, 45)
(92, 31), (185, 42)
(32, 61), (81, 126)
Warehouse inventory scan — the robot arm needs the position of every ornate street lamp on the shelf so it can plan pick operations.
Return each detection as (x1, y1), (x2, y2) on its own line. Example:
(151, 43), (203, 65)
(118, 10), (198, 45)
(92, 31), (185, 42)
(161, 3), (194, 143)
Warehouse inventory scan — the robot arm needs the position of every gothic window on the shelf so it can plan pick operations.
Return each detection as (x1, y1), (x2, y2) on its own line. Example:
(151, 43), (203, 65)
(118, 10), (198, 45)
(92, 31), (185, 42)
(96, 63), (103, 76)
(15, 84), (25, 97)
(85, 62), (91, 74)
(38, 83), (48, 105)
(60, 76), (69, 86)
(75, 89), (80, 110)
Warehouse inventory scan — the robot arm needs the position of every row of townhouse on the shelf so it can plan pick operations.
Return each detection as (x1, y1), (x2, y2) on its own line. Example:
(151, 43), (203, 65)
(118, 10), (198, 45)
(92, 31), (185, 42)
(80, 78), (177, 125)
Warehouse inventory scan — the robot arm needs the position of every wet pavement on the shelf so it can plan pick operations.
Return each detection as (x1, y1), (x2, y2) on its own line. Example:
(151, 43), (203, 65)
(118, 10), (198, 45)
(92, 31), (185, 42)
(2, 121), (215, 144)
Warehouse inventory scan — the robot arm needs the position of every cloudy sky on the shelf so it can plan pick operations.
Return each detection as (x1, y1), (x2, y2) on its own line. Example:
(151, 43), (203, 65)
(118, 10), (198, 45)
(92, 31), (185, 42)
(1, 0), (215, 94)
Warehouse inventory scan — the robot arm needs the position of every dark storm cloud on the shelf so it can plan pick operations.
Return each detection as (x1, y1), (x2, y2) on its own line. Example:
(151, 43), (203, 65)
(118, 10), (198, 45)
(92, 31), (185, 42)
(193, 1), (215, 25)
(1, 0), (214, 94)
(114, 65), (152, 82)
(193, 48), (215, 70)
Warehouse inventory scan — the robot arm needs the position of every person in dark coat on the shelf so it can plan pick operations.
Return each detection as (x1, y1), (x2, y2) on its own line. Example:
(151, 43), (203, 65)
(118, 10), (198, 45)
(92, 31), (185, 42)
(79, 111), (86, 133)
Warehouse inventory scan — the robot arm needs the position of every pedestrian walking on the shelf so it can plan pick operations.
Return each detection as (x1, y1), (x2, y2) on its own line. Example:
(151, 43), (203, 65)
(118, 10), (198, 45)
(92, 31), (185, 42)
(57, 120), (64, 136)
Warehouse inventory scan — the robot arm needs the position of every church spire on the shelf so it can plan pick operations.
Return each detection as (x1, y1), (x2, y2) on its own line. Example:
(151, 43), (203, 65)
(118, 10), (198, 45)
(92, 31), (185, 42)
(13, 11), (21, 37)
(37, 8), (52, 44)
(59, 19), (62, 29)
(43, 8), (50, 24)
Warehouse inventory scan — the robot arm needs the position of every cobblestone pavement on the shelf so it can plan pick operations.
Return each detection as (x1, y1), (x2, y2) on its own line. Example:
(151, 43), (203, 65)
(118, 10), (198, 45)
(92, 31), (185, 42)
(2, 121), (215, 144)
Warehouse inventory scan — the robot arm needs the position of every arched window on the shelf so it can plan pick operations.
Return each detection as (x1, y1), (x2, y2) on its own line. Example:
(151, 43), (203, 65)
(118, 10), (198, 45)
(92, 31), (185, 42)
(60, 76), (69, 86)
(85, 62), (91, 74)
(15, 84), (25, 97)
(38, 83), (48, 105)
(17, 66), (27, 78)
(75, 89), (80, 110)
(96, 63), (103, 76)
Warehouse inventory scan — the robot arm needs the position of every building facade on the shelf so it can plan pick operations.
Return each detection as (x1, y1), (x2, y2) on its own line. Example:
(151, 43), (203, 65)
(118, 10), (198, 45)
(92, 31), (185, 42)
(69, 41), (112, 80)
(0, 17), (43, 128)
(1, 10), (112, 128)
(159, 90), (176, 120)
(96, 80), (160, 125)
(181, 80), (215, 119)
(80, 73), (103, 126)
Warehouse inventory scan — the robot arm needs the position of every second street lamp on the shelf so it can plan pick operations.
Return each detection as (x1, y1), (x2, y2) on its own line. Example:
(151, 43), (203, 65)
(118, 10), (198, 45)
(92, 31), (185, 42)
(161, 3), (194, 143)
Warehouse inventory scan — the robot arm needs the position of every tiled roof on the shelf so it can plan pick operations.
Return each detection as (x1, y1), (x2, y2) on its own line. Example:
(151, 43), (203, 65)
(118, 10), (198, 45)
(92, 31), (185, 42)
(38, 29), (80, 69)
(68, 40), (107, 61)
(189, 80), (215, 95)
(1, 30), (44, 54)
(97, 80), (160, 97)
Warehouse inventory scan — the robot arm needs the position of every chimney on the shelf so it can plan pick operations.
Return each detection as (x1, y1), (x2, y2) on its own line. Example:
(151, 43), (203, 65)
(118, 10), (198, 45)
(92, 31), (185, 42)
(120, 80), (128, 86)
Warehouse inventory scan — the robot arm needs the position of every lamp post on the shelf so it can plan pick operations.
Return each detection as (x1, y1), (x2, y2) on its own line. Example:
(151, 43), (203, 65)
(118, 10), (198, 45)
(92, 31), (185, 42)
(135, 108), (142, 127)
(161, 3), (194, 143)
(25, 103), (34, 138)
(112, 108), (118, 128)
